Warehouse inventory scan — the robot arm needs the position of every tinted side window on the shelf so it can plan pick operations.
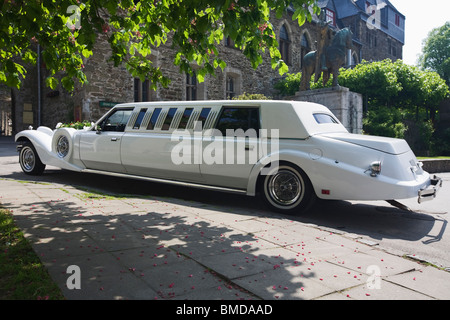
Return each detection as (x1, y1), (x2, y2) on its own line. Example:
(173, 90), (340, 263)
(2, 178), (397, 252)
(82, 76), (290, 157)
(147, 108), (162, 130)
(162, 108), (177, 130)
(313, 113), (338, 124)
(178, 108), (193, 129)
(194, 108), (211, 131)
(133, 108), (147, 129)
(101, 109), (133, 132)
(215, 108), (260, 136)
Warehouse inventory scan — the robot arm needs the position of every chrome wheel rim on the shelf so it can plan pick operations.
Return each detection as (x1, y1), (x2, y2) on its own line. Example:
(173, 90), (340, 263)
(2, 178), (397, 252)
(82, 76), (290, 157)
(268, 169), (302, 206)
(56, 135), (69, 158)
(21, 147), (35, 172)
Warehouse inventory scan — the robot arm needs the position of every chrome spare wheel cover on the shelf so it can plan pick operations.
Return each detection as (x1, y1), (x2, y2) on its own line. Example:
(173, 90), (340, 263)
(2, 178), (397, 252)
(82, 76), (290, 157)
(268, 169), (302, 206)
(21, 147), (35, 172)
(56, 135), (69, 158)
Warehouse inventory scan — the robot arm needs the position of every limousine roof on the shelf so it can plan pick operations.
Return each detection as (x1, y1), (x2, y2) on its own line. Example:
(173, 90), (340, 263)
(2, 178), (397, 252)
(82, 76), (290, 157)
(113, 100), (348, 139)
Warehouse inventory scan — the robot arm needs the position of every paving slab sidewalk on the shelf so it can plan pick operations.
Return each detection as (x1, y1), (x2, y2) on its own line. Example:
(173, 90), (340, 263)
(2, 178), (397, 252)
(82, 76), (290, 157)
(1, 177), (450, 300)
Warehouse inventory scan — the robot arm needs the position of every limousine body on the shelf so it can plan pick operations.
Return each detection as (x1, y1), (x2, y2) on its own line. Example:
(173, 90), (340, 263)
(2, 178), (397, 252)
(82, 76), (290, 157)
(15, 100), (441, 214)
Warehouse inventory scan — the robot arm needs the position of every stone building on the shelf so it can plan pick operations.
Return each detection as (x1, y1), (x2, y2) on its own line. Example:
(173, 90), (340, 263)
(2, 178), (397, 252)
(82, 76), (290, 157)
(0, 0), (404, 135)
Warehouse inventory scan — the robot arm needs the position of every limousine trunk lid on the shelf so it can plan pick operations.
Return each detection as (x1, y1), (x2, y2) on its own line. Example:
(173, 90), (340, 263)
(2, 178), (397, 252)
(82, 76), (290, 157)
(322, 132), (411, 155)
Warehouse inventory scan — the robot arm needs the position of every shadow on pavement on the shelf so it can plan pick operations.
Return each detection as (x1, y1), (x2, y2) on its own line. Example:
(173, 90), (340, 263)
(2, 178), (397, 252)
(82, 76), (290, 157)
(2, 165), (441, 246)
(2, 194), (325, 299)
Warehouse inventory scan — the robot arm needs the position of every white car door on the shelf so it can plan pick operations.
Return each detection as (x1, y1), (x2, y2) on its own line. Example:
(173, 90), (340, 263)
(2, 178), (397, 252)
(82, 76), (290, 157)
(79, 108), (133, 173)
(200, 107), (261, 190)
(120, 107), (203, 182)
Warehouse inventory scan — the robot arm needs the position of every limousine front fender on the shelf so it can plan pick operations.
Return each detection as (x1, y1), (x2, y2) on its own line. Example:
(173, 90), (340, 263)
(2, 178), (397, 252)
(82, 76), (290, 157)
(15, 127), (85, 172)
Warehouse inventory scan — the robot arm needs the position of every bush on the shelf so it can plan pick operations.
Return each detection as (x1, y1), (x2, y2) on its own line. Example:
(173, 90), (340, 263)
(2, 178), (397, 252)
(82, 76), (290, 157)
(339, 60), (402, 106)
(232, 92), (271, 100)
(363, 106), (407, 139)
(273, 72), (333, 96)
(273, 73), (302, 96)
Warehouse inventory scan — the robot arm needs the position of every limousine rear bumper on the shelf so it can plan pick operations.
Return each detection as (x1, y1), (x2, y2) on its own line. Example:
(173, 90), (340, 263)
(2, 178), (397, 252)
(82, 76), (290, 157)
(418, 175), (442, 203)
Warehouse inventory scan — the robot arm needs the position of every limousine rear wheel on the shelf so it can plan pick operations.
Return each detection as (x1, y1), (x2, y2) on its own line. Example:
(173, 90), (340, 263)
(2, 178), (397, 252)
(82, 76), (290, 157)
(260, 164), (315, 214)
(19, 142), (46, 175)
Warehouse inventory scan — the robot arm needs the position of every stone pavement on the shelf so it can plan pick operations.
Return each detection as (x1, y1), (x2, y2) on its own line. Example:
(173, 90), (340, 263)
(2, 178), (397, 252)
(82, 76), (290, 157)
(1, 136), (450, 301)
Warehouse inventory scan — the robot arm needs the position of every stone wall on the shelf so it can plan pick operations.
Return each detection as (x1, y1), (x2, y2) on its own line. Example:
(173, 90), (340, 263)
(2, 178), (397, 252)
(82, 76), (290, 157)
(11, 62), (39, 132)
(81, 34), (135, 121)
(421, 159), (450, 173)
(341, 16), (403, 64)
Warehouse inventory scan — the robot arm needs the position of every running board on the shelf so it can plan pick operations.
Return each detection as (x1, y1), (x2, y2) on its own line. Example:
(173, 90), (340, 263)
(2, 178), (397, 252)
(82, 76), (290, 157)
(82, 169), (248, 195)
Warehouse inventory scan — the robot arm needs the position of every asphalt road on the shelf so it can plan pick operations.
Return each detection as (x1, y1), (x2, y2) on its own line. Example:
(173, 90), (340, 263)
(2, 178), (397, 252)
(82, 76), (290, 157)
(1, 136), (449, 270)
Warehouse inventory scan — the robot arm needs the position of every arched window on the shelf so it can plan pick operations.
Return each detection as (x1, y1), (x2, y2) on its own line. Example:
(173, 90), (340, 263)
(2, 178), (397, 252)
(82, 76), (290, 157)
(224, 68), (242, 100)
(186, 72), (197, 100)
(279, 24), (290, 64)
(134, 78), (150, 102)
(226, 76), (235, 99)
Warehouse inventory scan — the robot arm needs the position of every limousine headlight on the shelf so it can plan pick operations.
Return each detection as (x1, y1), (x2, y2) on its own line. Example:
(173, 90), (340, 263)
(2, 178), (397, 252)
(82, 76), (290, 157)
(369, 161), (382, 177)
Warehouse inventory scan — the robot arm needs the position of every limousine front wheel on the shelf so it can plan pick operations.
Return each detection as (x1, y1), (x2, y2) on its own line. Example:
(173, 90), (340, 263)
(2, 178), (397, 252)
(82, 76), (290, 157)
(19, 142), (46, 175)
(260, 164), (315, 214)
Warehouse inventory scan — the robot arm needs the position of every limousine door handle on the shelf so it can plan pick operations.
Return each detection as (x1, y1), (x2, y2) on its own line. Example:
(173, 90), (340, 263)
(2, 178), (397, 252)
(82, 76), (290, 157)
(111, 137), (120, 142)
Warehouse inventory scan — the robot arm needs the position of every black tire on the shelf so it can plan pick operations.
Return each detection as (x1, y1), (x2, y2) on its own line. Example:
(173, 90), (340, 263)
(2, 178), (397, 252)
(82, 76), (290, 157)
(19, 142), (46, 175)
(259, 164), (315, 214)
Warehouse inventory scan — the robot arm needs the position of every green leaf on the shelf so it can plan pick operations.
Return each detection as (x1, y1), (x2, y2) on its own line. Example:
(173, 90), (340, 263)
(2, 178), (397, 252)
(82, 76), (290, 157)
(61, 76), (75, 92)
(196, 16), (209, 33)
(22, 50), (37, 64)
(197, 72), (205, 83)
(219, 60), (227, 71)
(81, 48), (92, 58)
(45, 76), (58, 90)
(278, 61), (289, 75)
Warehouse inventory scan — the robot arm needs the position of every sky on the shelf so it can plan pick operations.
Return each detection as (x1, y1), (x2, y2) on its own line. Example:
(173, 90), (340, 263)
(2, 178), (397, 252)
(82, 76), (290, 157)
(390, 0), (449, 66)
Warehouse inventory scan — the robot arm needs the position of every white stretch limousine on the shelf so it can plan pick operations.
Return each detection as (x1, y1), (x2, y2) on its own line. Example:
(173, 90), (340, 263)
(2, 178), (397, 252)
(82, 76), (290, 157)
(15, 100), (441, 214)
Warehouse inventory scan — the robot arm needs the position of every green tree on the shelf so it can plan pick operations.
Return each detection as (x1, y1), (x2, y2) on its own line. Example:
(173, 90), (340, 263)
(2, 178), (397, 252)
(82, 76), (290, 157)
(419, 22), (450, 85)
(363, 106), (407, 139)
(340, 59), (448, 154)
(0, 0), (320, 92)
(338, 60), (401, 108)
(390, 60), (448, 122)
(339, 59), (448, 121)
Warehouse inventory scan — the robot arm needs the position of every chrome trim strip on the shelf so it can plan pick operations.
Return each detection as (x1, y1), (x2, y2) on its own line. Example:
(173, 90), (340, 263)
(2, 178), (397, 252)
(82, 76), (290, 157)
(81, 169), (248, 195)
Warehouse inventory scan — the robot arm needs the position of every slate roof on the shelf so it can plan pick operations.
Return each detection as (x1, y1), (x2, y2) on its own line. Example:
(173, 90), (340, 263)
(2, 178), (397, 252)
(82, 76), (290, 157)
(317, 0), (405, 44)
